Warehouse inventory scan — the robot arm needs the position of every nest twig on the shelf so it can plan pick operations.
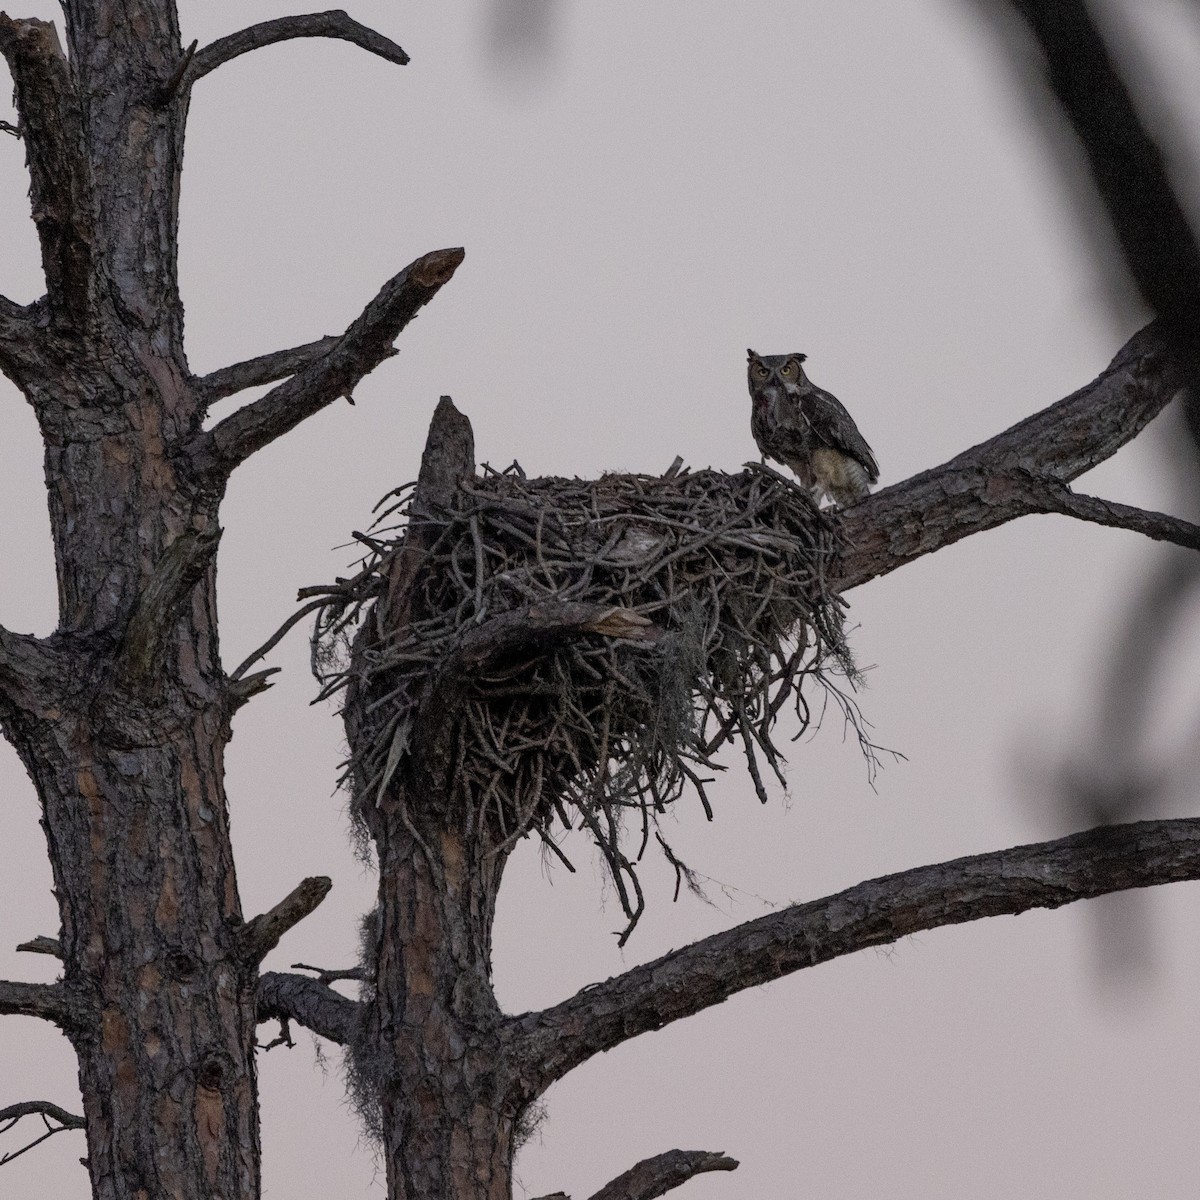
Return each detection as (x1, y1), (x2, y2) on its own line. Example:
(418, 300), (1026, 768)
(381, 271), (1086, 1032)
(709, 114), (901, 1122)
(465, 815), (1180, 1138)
(311, 455), (870, 943)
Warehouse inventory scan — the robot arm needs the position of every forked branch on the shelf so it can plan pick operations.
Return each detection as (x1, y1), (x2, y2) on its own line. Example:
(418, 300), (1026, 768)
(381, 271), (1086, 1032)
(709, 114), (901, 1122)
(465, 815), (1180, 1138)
(832, 322), (1191, 590)
(506, 817), (1200, 1095)
(186, 248), (464, 481)
(193, 335), (341, 407)
(185, 10), (409, 90)
(257, 970), (359, 1045)
(0, 1101), (85, 1168)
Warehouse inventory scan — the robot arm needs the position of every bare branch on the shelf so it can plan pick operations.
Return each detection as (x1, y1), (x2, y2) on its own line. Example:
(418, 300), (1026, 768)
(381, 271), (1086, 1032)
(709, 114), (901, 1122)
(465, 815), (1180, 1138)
(831, 323), (1189, 591)
(588, 1150), (739, 1200)
(237, 877), (332, 967)
(0, 1100), (85, 1168)
(226, 668), (281, 713)
(185, 10), (409, 90)
(0, 1101), (84, 1129)
(15, 936), (62, 959)
(0, 980), (72, 1026)
(186, 248), (464, 481)
(228, 599), (326, 682)
(257, 970), (359, 1045)
(506, 817), (1200, 1094)
(1024, 480), (1200, 551)
(0, 17), (92, 330)
(193, 335), (340, 407)
(291, 961), (366, 985)
(116, 527), (222, 689)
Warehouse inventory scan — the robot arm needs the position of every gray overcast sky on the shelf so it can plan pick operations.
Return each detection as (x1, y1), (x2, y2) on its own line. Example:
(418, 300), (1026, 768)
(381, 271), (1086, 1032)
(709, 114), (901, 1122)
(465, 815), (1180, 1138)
(3, 2), (1200, 1197)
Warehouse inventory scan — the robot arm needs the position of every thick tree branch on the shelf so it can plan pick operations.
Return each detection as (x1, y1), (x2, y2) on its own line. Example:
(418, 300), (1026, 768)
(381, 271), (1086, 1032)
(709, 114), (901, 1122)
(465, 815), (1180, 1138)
(237, 876), (332, 967)
(0, 626), (61, 718)
(0, 17), (92, 330)
(185, 10), (409, 89)
(186, 248), (464, 481)
(0, 294), (47, 388)
(587, 1150), (739, 1200)
(0, 980), (71, 1026)
(256, 970), (359, 1045)
(506, 817), (1200, 1095)
(831, 322), (1189, 590)
(193, 335), (340, 407)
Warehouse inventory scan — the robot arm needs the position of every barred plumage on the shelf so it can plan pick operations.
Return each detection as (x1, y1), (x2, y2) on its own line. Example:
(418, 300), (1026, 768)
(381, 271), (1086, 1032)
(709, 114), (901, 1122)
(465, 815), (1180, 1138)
(747, 349), (878, 506)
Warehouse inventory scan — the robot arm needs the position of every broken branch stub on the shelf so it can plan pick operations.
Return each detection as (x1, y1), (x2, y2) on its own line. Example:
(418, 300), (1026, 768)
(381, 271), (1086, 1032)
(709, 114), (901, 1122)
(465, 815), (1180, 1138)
(312, 399), (862, 941)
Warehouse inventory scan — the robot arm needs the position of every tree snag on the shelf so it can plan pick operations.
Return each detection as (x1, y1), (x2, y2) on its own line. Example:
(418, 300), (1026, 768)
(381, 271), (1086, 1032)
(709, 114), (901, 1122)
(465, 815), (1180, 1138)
(3, 4), (1200, 1200)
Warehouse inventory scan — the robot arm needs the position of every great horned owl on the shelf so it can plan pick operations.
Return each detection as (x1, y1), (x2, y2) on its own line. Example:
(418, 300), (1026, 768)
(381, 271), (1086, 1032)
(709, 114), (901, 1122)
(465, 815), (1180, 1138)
(747, 349), (879, 506)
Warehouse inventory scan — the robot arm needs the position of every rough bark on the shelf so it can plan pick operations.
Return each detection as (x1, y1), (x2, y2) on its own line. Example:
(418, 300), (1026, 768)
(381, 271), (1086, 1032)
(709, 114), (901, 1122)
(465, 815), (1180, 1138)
(0, 5), (436, 1198)
(365, 823), (520, 1200)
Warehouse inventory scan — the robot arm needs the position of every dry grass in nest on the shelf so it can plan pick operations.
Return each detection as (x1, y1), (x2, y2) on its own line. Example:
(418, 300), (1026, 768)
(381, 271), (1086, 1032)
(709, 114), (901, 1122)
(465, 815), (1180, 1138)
(309, 459), (873, 942)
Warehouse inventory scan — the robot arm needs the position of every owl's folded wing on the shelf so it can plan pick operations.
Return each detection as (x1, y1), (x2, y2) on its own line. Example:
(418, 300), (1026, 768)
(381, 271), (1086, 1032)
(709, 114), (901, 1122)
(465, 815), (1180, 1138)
(808, 386), (879, 483)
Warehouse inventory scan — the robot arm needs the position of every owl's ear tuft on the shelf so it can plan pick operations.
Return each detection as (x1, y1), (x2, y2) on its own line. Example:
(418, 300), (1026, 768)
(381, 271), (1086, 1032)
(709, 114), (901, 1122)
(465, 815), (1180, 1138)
(796, 353), (807, 362)
(747, 348), (759, 360)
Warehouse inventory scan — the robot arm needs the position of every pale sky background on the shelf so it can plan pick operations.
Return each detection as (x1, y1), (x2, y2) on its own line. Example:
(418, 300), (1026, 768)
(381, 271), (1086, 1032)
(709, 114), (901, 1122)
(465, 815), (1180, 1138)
(3, 2), (1200, 1197)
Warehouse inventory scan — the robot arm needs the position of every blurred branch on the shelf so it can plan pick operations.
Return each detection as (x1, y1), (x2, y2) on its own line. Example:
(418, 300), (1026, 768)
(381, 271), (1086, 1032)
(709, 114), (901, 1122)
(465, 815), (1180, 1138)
(507, 817), (1200, 1094)
(993, 0), (1200, 328)
(979, 0), (1200, 977)
(185, 10), (409, 89)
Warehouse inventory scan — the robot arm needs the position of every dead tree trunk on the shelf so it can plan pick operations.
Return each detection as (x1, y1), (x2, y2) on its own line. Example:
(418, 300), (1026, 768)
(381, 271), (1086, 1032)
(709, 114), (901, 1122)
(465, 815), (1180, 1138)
(0, 6), (455, 1197)
(371, 824), (517, 1199)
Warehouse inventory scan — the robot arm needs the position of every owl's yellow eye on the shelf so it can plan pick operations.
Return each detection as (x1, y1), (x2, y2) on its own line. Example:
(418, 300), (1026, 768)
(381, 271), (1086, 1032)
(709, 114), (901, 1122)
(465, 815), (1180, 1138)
(753, 364), (769, 380)
(780, 362), (795, 377)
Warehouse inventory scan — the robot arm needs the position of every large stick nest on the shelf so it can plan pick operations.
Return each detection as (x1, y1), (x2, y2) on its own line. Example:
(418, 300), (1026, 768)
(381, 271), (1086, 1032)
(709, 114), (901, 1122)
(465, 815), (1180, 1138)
(311, 442), (869, 941)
